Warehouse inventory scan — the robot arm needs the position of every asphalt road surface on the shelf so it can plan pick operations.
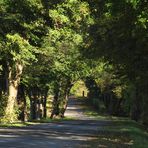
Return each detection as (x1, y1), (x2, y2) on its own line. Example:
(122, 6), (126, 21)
(0, 98), (128, 148)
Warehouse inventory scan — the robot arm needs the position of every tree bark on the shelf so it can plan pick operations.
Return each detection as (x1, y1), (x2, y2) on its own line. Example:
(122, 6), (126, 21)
(17, 84), (27, 121)
(5, 62), (23, 122)
(130, 86), (142, 121)
(43, 89), (48, 118)
(60, 93), (69, 118)
(43, 96), (47, 118)
(60, 84), (72, 118)
(50, 89), (60, 119)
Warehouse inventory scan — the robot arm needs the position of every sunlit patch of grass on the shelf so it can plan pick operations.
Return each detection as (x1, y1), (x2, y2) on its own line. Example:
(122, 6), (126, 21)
(0, 116), (76, 127)
(0, 121), (39, 127)
(38, 116), (76, 123)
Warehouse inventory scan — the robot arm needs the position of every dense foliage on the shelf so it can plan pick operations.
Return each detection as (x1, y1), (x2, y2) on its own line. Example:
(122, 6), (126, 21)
(84, 0), (148, 124)
(0, 0), (147, 125)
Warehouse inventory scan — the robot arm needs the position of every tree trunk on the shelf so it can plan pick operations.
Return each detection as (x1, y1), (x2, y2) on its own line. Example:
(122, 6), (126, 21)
(43, 96), (47, 118)
(4, 62), (23, 122)
(141, 82), (148, 125)
(23, 94), (27, 121)
(50, 90), (60, 119)
(30, 98), (37, 120)
(60, 93), (69, 118)
(43, 90), (48, 118)
(130, 86), (142, 121)
(5, 82), (18, 121)
(17, 84), (27, 121)
(60, 84), (72, 118)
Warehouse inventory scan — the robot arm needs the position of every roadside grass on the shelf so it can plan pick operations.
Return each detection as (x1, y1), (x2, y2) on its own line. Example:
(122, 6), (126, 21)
(0, 116), (75, 127)
(78, 97), (148, 148)
(32, 116), (76, 123)
(97, 120), (148, 148)
(0, 122), (39, 127)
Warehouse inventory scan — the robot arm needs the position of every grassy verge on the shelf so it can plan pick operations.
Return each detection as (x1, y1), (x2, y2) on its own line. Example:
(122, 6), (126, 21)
(80, 97), (148, 148)
(0, 122), (39, 127)
(32, 116), (76, 123)
(97, 120), (148, 148)
(0, 116), (75, 128)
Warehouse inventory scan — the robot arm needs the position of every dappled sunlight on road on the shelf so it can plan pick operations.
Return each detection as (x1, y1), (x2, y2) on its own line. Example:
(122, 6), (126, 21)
(65, 98), (97, 120)
(0, 98), (132, 148)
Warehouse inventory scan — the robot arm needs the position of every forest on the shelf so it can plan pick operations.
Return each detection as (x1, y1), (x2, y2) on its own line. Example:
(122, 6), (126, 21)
(0, 0), (148, 127)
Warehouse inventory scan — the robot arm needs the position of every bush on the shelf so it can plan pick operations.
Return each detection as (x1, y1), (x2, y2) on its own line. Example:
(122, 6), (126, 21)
(0, 94), (7, 117)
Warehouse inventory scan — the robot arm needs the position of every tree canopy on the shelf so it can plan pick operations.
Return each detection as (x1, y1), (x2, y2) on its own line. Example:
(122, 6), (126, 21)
(0, 0), (148, 125)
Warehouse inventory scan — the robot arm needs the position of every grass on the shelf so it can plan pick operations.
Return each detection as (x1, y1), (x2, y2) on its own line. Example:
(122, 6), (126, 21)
(32, 116), (76, 123)
(97, 120), (148, 148)
(81, 97), (131, 121)
(0, 121), (39, 127)
(78, 97), (148, 148)
(0, 116), (75, 128)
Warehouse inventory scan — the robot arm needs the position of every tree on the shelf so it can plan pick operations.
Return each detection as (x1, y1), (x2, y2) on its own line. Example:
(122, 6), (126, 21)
(83, 0), (148, 124)
(0, 0), (92, 121)
(40, 0), (93, 118)
(0, 0), (51, 122)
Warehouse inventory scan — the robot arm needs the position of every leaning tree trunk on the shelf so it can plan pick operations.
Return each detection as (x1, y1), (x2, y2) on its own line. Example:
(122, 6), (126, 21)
(60, 84), (72, 118)
(60, 93), (69, 118)
(4, 62), (23, 122)
(50, 86), (60, 119)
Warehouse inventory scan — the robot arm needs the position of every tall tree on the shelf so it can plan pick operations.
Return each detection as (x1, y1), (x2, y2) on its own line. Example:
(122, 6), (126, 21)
(83, 0), (148, 123)
(0, 0), (51, 121)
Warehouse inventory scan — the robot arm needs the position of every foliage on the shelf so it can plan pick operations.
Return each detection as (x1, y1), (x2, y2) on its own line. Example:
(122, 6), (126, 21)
(70, 80), (88, 97)
(0, 0), (147, 125)
(0, 94), (7, 118)
(83, 0), (148, 123)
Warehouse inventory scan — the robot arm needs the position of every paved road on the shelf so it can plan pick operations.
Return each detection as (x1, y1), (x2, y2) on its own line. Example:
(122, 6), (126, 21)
(0, 98), (129, 148)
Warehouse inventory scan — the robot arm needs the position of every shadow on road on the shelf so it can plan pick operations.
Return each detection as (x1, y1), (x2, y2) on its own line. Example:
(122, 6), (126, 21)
(0, 98), (131, 148)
